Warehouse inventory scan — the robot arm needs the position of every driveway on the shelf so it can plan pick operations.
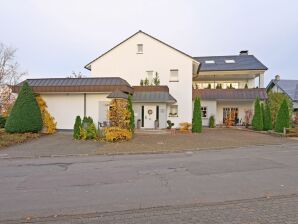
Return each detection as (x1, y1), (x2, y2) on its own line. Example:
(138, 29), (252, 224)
(0, 128), (295, 158)
(0, 132), (100, 158)
(0, 142), (298, 223)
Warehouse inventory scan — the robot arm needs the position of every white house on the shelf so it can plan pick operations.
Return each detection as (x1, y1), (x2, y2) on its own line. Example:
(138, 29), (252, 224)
(12, 30), (268, 129)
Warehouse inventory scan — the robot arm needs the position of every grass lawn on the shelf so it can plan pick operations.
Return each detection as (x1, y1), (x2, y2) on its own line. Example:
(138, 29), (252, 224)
(0, 129), (40, 149)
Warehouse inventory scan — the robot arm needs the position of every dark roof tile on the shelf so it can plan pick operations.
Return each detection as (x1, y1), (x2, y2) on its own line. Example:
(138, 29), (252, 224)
(194, 55), (268, 71)
(193, 88), (267, 100)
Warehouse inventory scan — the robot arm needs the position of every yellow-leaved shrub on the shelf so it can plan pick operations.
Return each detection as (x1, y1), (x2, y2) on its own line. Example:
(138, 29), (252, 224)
(35, 95), (57, 134)
(103, 99), (132, 142)
(104, 127), (132, 142)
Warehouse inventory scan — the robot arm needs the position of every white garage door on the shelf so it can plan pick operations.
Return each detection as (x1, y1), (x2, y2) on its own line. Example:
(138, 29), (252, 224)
(42, 94), (84, 130)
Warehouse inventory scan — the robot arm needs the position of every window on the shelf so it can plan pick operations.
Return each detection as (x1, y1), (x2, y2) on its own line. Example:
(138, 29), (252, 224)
(225, 59), (235, 63)
(170, 69), (179, 82)
(137, 44), (143, 54)
(169, 105), (178, 117)
(146, 71), (153, 84)
(205, 60), (215, 64)
(201, 106), (207, 118)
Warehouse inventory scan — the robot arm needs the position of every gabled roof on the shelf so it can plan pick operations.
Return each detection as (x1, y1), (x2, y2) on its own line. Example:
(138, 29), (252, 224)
(193, 88), (267, 101)
(11, 77), (133, 93)
(267, 79), (298, 101)
(84, 30), (195, 70)
(194, 55), (268, 72)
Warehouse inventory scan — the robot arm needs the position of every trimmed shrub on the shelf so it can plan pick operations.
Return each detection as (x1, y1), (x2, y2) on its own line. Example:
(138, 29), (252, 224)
(275, 99), (290, 133)
(86, 122), (97, 140)
(104, 99), (132, 142)
(252, 97), (263, 131)
(0, 116), (7, 128)
(209, 115), (215, 128)
(192, 97), (202, 133)
(104, 127), (132, 142)
(73, 116), (82, 139)
(5, 82), (42, 133)
(263, 103), (273, 131)
(128, 95), (135, 132)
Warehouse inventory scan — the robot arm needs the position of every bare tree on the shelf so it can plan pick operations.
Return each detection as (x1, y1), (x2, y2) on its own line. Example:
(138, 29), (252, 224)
(0, 43), (26, 115)
(66, 71), (85, 78)
(0, 43), (26, 86)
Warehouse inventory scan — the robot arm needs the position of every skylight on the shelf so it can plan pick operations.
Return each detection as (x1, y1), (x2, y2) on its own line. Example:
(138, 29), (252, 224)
(225, 59), (235, 63)
(205, 60), (215, 64)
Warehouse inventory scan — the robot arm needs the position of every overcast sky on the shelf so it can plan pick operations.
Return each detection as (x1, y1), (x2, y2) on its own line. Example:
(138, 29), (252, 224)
(1, 0), (297, 85)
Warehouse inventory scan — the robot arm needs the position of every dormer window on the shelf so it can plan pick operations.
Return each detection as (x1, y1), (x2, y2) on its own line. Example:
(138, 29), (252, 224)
(205, 60), (215, 64)
(137, 44), (143, 54)
(225, 59), (235, 63)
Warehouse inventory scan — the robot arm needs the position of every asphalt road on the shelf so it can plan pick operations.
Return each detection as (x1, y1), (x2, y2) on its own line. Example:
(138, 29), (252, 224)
(1, 141), (298, 223)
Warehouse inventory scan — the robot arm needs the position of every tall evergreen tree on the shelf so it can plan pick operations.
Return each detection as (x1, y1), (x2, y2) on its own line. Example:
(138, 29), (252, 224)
(127, 95), (135, 132)
(261, 103), (265, 130)
(252, 97), (263, 131)
(263, 103), (273, 131)
(5, 81), (42, 133)
(73, 115), (82, 139)
(192, 97), (202, 133)
(275, 99), (290, 133)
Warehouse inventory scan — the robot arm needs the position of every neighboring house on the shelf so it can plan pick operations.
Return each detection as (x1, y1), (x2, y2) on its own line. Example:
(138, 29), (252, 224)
(12, 30), (268, 129)
(266, 75), (298, 111)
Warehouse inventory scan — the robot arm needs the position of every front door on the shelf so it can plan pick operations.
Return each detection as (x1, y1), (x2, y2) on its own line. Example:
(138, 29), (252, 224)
(144, 105), (156, 128)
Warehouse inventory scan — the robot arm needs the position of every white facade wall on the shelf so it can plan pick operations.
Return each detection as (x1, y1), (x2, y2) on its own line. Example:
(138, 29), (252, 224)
(85, 93), (110, 127)
(90, 32), (194, 127)
(200, 100), (217, 126)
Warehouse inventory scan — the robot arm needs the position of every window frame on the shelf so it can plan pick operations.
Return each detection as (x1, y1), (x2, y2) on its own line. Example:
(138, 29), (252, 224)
(169, 105), (178, 117)
(137, 44), (143, 54)
(169, 69), (179, 82)
(201, 106), (208, 118)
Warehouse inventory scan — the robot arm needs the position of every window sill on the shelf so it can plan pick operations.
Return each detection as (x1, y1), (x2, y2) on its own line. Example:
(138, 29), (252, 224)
(168, 115), (178, 117)
(169, 80), (179, 82)
(136, 52), (143, 54)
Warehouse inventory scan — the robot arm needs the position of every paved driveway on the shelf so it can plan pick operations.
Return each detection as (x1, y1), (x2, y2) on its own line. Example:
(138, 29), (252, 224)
(0, 132), (100, 158)
(0, 129), (295, 158)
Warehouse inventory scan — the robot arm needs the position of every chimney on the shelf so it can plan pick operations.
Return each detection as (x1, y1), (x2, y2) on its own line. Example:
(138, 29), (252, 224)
(239, 50), (249, 55)
(275, 75), (280, 81)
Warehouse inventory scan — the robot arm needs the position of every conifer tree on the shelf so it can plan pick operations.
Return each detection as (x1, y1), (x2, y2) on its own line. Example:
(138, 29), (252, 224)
(192, 97), (202, 133)
(252, 97), (263, 131)
(275, 99), (290, 133)
(5, 81), (42, 133)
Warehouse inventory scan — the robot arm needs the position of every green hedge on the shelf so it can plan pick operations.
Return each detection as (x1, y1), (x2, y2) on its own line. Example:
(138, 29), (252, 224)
(5, 82), (42, 133)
